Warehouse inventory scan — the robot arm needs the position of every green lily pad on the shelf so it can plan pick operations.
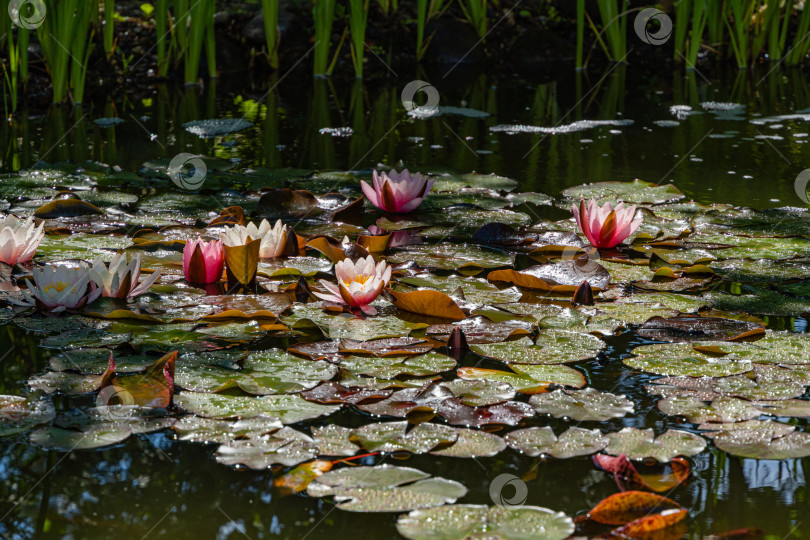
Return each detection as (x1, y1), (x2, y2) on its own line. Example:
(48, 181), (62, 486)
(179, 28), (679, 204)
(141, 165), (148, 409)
(657, 395), (762, 423)
(351, 421), (458, 454)
(397, 505), (575, 540)
(505, 426), (608, 458)
(30, 424), (132, 451)
(458, 364), (588, 391)
(561, 179), (684, 205)
(0, 393), (56, 436)
(625, 342), (756, 377)
(429, 427), (506, 458)
(341, 353), (456, 379)
(388, 244), (514, 271)
(173, 416), (283, 444)
(440, 380), (516, 406)
(216, 427), (317, 469)
(528, 388), (633, 421)
(605, 427), (707, 461)
(713, 427), (810, 459)
(306, 465), (467, 512)
(471, 330), (604, 365)
(173, 392), (339, 423)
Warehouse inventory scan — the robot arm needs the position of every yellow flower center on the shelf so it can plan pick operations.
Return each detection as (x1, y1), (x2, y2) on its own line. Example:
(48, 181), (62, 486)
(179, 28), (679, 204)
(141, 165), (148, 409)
(341, 274), (372, 288)
(44, 281), (71, 294)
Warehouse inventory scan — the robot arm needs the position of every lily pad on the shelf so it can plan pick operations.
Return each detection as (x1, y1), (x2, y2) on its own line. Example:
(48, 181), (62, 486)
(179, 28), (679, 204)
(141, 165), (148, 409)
(605, 427), (707, 461)
(625, 342), (756, 377)
(561, 179), (684, 205)
(505, 426), (608, 458)
(471, 331), (604, 365)
(713, 427), (810, 459)
(529, 388), (633, 421)
(306, 465), (467, 512)
(397, 505), (575, 540)
(0, 393), (56, 436)
(173, 392), (339, 423)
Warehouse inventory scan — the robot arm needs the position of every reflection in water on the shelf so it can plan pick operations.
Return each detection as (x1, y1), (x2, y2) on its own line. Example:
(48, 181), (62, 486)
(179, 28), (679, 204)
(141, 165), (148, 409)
(2, 66), (810, 209)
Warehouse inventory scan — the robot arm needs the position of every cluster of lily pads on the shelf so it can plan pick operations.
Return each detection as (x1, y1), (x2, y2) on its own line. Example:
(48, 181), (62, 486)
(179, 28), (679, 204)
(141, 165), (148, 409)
(1, 161), (809, 538)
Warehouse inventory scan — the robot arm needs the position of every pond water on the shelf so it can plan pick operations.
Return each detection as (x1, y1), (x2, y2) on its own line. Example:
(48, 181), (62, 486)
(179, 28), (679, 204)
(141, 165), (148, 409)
(1, 65), (810, 539)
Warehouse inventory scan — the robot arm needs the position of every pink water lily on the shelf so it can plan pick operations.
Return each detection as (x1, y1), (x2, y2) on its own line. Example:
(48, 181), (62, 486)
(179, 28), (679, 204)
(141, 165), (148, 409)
(361, 169), (434, 213)
(0, 215), (44, 266)
(183, 237), (225, 285)
(89, 253), (161, 298)
(573, 198), (642, 249)
(314, 255), (392, 315)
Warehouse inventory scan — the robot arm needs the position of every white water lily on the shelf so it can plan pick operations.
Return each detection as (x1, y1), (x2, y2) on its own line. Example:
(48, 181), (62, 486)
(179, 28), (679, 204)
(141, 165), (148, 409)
(0, 215), (45, 266)
(16, 264), (102, 313)
(220, 219), (288, 258)
(88, 253), (161, 298)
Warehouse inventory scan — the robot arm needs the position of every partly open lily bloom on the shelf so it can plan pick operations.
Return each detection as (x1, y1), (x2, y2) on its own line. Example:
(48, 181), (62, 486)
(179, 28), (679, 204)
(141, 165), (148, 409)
(573, 198), (642, 249)
(183, 237), (225, 285)
(361, 169), (434, 213)
(89, 253), (161, 298)
(0, 215), (45, 266)
(16, 264), (101, 313)
(220, 219), (288, 258)
(314, 255), (392, 315)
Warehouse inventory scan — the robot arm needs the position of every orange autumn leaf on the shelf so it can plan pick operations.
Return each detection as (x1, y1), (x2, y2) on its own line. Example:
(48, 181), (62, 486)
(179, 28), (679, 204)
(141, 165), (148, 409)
(609, 508), (687, 536)
(274, 460), (333, 496)
(587, 491), (683, 525)
(385, 288), (467, 321)
(306, 236), (346, 263)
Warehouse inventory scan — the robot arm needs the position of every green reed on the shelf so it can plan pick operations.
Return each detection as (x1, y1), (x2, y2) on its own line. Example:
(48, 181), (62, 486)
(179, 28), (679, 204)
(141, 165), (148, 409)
(156, 0), (169, 76)
(376, 0), (397, 16)
(726, 0), (756, 68)
(349, 0), (369, 78)
(104, 0), (115, 58)
(685, 0), (708, 70)
(416, 0), (448, 60)
(184, 0), (216, 85)
(37, 0), (95, 104)
(261, 0), (281, 69)
(575, 0), (585, 69)
(785, 2), (810, 65)
(459, 0), (487, 38)
(313, 0), (337, 77)
(595, 0), (628, 62)
(705, 0), (727, 47)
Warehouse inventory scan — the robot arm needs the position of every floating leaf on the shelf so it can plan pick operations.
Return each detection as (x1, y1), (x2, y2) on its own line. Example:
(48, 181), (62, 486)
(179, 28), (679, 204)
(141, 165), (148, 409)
(274, 460), (333, 496)
(609, 509), (688, 536)
(306, 465), (467, 512)
(173, 392), (339, 423)
(606, 427), (706, 461)
(458, 364), (587, 392)
(385, 289), (467, 321)
(429, 427), (506, 458)
(440, 379), (515, 406)
(586, 490), (683, 525)
(488, 259), (609, 292)
(529, 388), (633, 421)
(34, 198), (103, 218)
(351, 421), (458, 453)
(216, 427), (317, 468)
(713, 427), (810, 459)
(506, 426), (608, 458)
(0, 393), (56, 436)
(471, 331), (604, 365)
(397, 505), (575, 540)
(626, 342), (755, 377)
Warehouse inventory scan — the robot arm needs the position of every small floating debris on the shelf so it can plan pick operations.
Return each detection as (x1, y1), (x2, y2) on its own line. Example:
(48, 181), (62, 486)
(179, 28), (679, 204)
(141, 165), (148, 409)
(750, 113), (810, 125)
(654, 120), (680, 128)
(318, 127), (354, 138)
(93, 117), (125, 128)
(669, 105), (697, 120)
(183, 118), (254, 138)
(407, 106), (490, 120)
(701, 102), (746, 120)
(489, 119), (633, 135)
